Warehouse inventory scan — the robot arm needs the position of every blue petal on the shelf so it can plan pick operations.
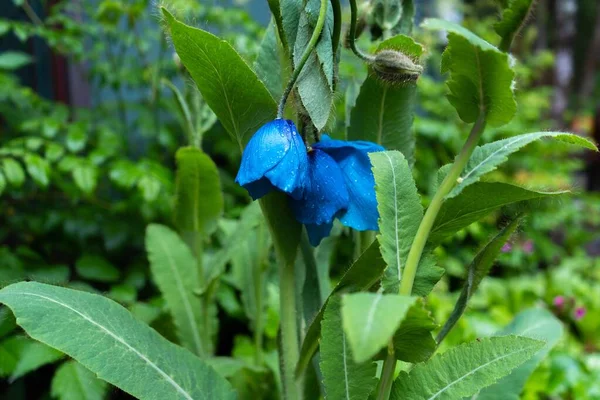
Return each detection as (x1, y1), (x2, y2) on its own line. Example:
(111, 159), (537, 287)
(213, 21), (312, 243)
(305, 223), (333, 246)
(235, 119), (307, 200)
(313, 136), (384, 231)
(290, 149), (349, 226)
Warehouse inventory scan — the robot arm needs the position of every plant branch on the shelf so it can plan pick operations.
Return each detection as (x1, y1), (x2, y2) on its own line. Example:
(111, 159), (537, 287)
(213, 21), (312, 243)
(277, 0), (328, 118)
(348, 0), (375, 62)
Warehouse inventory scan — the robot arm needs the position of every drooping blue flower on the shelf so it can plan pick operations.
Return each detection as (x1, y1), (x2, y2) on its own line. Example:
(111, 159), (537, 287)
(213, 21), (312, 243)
(290, 135), (384, 245)
(235, 119), (308, 200)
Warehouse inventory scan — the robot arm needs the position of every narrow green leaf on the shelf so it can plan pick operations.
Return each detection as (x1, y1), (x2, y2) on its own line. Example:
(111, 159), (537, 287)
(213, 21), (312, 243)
(348, 36), (422, 164)
(430, 182), (564, 244)
(476, 308), (563, 400)
(2, 158), (25, 187)
(254, 21), (284, 100)
(495, 0), (537, 51)
(10, 340), (64, 380)
(162, 79), (196, 144)
(296, 241), (386, 377)
(51, 360), (108, 400)
(75, 255), (120, 283)
(446, 132), (598, 198)
(0, 171), (5, 196)
(294, 0), (335, 129)
(0, 51), (32, 70)
(321, 296), (377, 400)
(342, 292), (417, 363)
(174, 147), (223, 237)
(436, 218), (521, 344)
(146, 224), (205, 357)
(162, 8), (277, 147)
(370, 151), (422, 291)
(421, 19), (516, 127)
(390, 336), (544, 400)
(0, 282), (236, 400)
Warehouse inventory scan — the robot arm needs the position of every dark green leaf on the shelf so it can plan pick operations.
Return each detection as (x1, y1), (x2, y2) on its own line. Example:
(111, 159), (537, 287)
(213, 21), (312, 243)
(390, 336), (544, 400)
(75, 255), (119, 283)
(0, 335), (28, 377)
(476, 308), (563, 400)
(259, 191), (302, 267)
(162, 8), (276, 147)
(11, 340), (64, 380)
(0, 282), (236, 399)
(51, 360), (108, 400)
(421, 19), (516, 127)
(436, 218), (521, 344)
(254, 21), (284, 100)
(430, 182), (564, 244)
(495, 0), (537, 51)
(174, 147), (223, 237)
(321, 295), (377, 399)
(296, 241), (386, 377)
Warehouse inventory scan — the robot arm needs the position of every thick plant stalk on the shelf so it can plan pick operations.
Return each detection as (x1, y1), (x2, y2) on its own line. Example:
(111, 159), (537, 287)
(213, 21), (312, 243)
(376, 114), (487, 399)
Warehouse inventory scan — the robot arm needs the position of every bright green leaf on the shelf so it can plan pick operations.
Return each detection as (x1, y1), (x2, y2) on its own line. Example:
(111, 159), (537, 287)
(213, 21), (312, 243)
(321, 295), (377, 399)
(0, 51), (32, 70)
(495, 0), (537, 51)
(390, 336), (544, 400)
(11, 340), (64, 380)
(0, 282), (236, 400)
(75, 255), (120, 283)
(476, 308), (563, 400)
(296, 241), (386, 377)
(421, 19), (516, 127)
(430, 182), (564, 244)
(2, 158), (25, 187)
(24, 154), (50, 187)
(146, 224), (206, 357)
(137, 175), (161, 202)
(342, 292), (417, 363)
(66, 124), (87, 153)
(436, 218), (521, 344)
(72, 164), (98, 195)
(446, 132), (598, 198)
(51, 360), (108, 400)
(174, 147), (223, 237)
(162, 8), (276, 147)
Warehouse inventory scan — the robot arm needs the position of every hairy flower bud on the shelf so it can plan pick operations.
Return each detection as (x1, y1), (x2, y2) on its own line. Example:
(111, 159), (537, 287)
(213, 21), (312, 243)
(372, 50), (423, 83)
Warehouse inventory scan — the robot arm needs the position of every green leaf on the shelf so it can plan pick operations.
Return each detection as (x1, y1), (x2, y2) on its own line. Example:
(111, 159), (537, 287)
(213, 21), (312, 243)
(24, 154), (50, 187)
(162, 79), (196, 144)
(254, 20), (284, 100)
(174, 147), (223, 237)
(373, 0), (402, 29)
(2, 158), (25, 187)
(11, 340), (64, 380)
(280, 0), (303, 53)
(51, 360), (108, 400)
(0, 335), (28, 377)
(342, 292), (417, 363)
(137, 175), (161, 202)
(259, 191), (302, 268)
(386, 298), (438, 363)
(75, 255), (120, 283)
(0, 51), (32, 70)
(296, 241), (386, 377)
(0, 282), (236, 400)
(421, 19), (516, 127)
(476, 308), (563, 400)
(436, 218), (521, 344)
(390, 336), (544, 400)
(495, 0), (536, 51)
(370, 151), (422, 291)
(445, 132), (598, 198)
(66, 124), (87, 153)
(72, 164), (98, 195)
(146, 224), (206, 357)
(429, 182), (564, 244)
(0, 171), (5, 196)
(293, 0), (335, 129)
(162, 8), (276, 147)
(0, 307), (16, 339)
(321, 295), (377, 400)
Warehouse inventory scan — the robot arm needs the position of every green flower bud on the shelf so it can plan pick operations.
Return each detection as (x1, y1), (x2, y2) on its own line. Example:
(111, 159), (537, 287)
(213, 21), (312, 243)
(372, 49), (423, 83)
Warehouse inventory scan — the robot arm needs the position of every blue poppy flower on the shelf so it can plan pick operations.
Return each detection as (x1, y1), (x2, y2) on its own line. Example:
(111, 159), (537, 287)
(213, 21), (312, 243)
(235, 119), (308, 200)
(291, 135), (384, 245)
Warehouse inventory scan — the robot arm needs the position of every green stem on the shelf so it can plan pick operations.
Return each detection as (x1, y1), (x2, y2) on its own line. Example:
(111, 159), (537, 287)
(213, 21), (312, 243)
(277, 0), (328, 118)
(349, 0), (375, 62)
(376, 346), (396, 400)
(279, 256), (301, 400)
(254, 223), (268, 365)
(399, 114), (486, 295)
(330, 0), (342, 57)
(376, 114), (487, 400)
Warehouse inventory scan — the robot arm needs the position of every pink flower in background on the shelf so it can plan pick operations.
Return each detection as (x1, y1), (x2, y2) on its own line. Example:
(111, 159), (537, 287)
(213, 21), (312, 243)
(522, 239), (534, 254)
(501, 242), (512, 253)
(553, 296), (565, 308)
(574, 307), (587, 320)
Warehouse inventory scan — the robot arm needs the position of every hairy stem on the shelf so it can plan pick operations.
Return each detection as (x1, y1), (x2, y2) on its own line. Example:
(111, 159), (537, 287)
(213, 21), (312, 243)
(277, 0), (328, 118)
(279, 257), (301, 400)
(349, 0), (375, 62)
